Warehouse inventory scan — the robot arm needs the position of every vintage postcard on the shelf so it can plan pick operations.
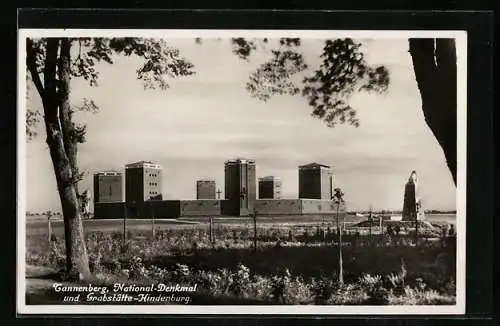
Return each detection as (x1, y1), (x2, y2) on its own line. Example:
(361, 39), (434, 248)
(17, 29), (466, 315)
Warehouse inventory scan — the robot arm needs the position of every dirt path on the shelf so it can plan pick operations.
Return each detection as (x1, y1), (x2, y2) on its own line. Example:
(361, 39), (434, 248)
(25, 265), (65, 304)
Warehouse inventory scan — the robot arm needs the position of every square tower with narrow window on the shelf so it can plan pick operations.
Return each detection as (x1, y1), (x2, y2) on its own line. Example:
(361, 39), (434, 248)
(125, 161), (162, 204)
(93, 171), (123, 204)
(196, 179), (216, 199)
(298, 163), (333, 200)
(258, 176), (282, 199)
(224, 158), (256, 216)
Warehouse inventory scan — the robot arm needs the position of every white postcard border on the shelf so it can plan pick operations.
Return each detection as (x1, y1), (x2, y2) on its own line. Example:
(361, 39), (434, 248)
(17, 28), (467, 315)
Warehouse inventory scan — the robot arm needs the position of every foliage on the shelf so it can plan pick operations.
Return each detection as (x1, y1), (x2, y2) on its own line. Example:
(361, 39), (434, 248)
(26, 109), (41, 141)
(232, 38), (389, 128)
(26, 226), (456, 305)
(27, 222), (455, 265)
(333, 187), (345, 204)
(233, 37), (457, 185)
(26, 37), (197, 277)
(26, 37), (196, 134)
(246, 48), (307, 101)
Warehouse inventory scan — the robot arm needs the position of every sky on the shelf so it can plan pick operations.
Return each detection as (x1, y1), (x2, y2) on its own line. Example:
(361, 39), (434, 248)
(24, 38), (456, 212)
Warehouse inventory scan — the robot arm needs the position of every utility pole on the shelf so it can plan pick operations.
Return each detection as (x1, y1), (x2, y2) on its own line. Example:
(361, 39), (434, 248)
(336, 199), (344, 285)
(333, 188), (345, 286)
(251, 209), (258, 252)
(379, 215), (383, 246)
(47, 217), (52, 242)
(151, 202), (156, 239)
(368, 206), (373, 242)
(46, 210), (53, 243)
(323, 219), (326, 244)
(123, 203), (129, 244)
(415, 210), (419, 247)
(209, 217), (214, 244)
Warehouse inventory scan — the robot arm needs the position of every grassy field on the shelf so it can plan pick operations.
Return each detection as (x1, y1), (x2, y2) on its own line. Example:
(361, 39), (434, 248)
(26, 213), (455, 236)
(25, 214), (457, 305)
(26, 218), (199, 237)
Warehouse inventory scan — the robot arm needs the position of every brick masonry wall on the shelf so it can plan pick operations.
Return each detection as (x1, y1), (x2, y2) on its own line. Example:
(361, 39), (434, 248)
(179, 200), (222, 217)
(94, 202), (126, 219)
(300, 199), (346, 216)
(254, 199), (302, 215)
(144, 200), (180, 219)
(93, 200), (346, 219)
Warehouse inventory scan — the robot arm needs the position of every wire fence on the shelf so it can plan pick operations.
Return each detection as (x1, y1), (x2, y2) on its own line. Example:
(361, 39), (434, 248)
(28, 213), (457, 251)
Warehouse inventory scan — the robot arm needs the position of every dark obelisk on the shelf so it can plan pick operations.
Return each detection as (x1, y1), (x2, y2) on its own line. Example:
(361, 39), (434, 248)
(402, 170), (424, 221)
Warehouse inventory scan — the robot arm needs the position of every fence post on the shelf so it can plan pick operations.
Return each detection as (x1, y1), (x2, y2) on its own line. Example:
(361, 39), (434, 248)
(336, 202), (344, 285)
(252, 210), (257, 252)
(368, 209), (372, 243)
(415, 212), (419, 247)
(379, 215), (383, 246)
(209, 217), (214, 244)
(151, 202), (156, 239)
(123, 204), (128, 244)
(47, 216), (52, 243)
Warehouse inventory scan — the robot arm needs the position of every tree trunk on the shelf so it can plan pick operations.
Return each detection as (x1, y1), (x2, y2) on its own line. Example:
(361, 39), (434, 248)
(35, 38), (91, 280)
(409, 39), (457, 186)
(44, 106), (91, 280)
(57, 38), (91, 279)
(58, 39), (81, 197)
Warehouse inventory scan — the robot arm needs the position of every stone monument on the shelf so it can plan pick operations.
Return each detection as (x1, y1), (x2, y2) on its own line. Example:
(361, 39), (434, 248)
(402, 170), (425, 221)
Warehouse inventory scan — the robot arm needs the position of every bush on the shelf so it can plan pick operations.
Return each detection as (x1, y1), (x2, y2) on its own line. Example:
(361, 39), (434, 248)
(329, 283), (369, 305)
(25, 227), (456, 305)
(311, 276), (337, 304)
(387, 286), (455, 305)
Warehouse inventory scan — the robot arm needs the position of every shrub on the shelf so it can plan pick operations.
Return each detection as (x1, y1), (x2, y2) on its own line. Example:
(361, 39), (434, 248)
(88, 250), (103, 274)
(246, 275), (272, 300)
(311, 276), (337, 304)
(358, 274), (382, 292)
(26, 226), (456, 305)
(270, 268), (291, 303)
(230, 263), (251, 296)
(129, 256), (148, 279)
(387, 286), (455, 305)
(172, 263), (191, 282)
(329, 283), (369, 305)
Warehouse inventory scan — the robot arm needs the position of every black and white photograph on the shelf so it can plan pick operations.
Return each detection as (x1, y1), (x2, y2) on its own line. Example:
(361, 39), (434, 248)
(18, 29), (466, 314)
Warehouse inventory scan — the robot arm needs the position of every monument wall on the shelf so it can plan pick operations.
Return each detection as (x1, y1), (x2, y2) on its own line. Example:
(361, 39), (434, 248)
(254, 199), (302, 215)
(147, 200), (181, 218)
(179, 200), (222, 217)
(93, 199), (347, 219)
(301, 199), (335, 214)
(94, 202), (126, 219)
